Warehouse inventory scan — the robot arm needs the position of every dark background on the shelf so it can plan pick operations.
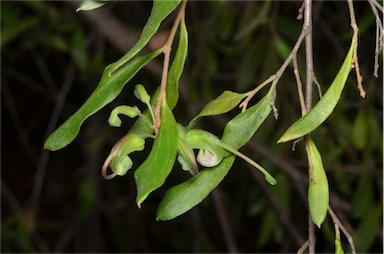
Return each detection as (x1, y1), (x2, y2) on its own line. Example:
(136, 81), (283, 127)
(1, 1), (383, 253)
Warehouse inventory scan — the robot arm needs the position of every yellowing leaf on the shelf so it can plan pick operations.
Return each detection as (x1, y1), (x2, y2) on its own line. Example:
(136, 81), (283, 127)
(307, 138), (329, 228)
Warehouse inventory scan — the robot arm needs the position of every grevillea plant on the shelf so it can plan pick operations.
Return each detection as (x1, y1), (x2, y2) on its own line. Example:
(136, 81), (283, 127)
(44, 0), (373, 252)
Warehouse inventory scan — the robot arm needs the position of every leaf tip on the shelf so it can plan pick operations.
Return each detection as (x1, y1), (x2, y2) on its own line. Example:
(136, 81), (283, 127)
(265, 175), (277, 185)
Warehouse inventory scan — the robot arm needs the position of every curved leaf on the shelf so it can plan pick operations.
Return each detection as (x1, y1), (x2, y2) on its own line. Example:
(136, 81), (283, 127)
(109, 0), (181, 75)
(190, 91), (248, 125)
(278, 39), (355, 143)
(307, 138), (329, 228)
(44, 49), (162, 151)
(135, 101), (178, 207)
(157, 87), (275, 220)
(166, 18), (188, 110)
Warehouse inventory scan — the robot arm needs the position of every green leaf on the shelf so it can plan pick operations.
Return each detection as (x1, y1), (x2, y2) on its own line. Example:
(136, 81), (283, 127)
(352, 175), (374, 218)
(1, 17), (38, 47)
(335, 238), (344, 254)
(156, 155), (236, 221)
(190, 91), (248, 125)
(135, 101), (178, 207)
(221, 87), (274, 149)
(157, 87), (275, 220)
(44, 49), (162, 151)
(352, 111), (368, 150)
(109, 0), (181, 75)
(278, 39), (355, 143)
(353, 206), (382, 253)
(307, 138), (329, 228)
(166, 18), (188, 110)
(76, 0), (109, 12)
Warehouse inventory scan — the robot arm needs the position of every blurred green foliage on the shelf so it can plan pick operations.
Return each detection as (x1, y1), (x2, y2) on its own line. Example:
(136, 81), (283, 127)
(1, 1), (382, 253)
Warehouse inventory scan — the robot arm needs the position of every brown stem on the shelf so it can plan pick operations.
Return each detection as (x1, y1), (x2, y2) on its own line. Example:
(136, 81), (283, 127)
(347, 0), (366, 98)
(368, 0), (384, 78)
(328, 206), (356, 254)
(303, 0), (316, 252)
(211, 189), (239, 253)
(304, 0), (314, 112)
(154, 0), (187, 133)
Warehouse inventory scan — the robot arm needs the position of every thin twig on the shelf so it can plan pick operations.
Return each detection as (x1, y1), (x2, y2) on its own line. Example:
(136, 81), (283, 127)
(328, 207), (356, 254)
(239, 75), (275, 111)
(154, 0), (187, 133)
(347, 0), (366, 98)
(297, 240), (309, 254)
(293, 56), (307, 115)
(313, 76), (322, 99)
(211, 189), (239, 253)
(369, 0), (384, 13)
(30, 67), (75, 213)
(308, 212), (316, 254)
(368, 0), (384, 78)
(304, 0), (314, 112)
(303, 0), (316, 252)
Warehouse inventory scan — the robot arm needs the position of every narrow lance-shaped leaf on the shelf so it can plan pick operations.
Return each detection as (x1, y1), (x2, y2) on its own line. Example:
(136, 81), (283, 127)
(44, 49), (162, 151)
(278, 38), (355, 143)
(109, 0), (181, 75)
(135, 101), (178, 207)
(156, 87), (275, 221)
(166, 18), (188, 110)
(307, 138), (329, 228)
(190, 91), (248, 126)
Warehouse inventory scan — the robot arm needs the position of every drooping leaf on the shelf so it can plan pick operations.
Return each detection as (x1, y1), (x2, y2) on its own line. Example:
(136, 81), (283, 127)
(109, 0), (181, 75)
(166, 18), (188, 110)
(156, 87), (275, 220)
(156, 155), (236, 221)
(1, 17), (38, 47)
(76, 0), (109, 12)
(307, 138), (329, 228)
(44, 49), (162, 151)
(352, 175), (374, 218)
(353, 206), (382, 253)
(221, 87), (274, 149)
(135, 101), (178, 207)
(352, 111), (368, 150)
(190, 91), (248, 125)
(278, 39), (355, 143)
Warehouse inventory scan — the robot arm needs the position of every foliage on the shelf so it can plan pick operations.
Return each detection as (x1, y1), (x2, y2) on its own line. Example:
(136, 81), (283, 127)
(2, 0), (382, 253)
